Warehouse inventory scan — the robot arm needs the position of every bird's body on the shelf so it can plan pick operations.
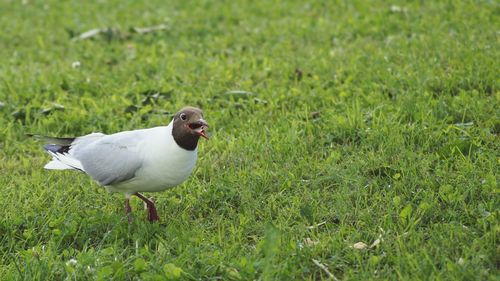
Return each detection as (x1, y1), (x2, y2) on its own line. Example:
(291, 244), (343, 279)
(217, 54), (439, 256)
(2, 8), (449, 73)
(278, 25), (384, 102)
(44, 124), (198, 196)
(35, 106), (209, 222)
(107, 126), (198, 195)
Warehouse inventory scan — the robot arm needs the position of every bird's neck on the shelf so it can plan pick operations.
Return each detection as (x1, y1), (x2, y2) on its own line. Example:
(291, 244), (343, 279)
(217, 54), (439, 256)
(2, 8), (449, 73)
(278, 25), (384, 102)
(171, 122), (200, 151)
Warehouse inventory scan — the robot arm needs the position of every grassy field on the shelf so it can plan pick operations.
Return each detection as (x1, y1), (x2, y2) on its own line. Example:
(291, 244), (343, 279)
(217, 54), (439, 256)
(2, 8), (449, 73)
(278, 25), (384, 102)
(0, 0), (498, 280)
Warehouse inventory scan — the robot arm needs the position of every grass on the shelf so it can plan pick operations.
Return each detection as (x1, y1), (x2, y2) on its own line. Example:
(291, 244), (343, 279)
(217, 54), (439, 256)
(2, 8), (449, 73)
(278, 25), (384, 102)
(0, 0), (498, 280)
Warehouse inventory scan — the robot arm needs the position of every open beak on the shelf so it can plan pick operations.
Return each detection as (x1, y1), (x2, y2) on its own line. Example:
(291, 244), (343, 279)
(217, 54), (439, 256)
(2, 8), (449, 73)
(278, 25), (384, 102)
(188, 119), (209, 139)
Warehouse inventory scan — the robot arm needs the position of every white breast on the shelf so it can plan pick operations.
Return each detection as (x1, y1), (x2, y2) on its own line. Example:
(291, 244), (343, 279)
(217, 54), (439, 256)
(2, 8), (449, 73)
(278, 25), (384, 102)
(109, 123), (198, 194)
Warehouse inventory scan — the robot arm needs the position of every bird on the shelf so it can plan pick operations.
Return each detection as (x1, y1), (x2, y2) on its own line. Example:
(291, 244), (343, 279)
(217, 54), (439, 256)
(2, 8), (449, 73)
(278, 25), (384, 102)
(31, 106), (209, 223)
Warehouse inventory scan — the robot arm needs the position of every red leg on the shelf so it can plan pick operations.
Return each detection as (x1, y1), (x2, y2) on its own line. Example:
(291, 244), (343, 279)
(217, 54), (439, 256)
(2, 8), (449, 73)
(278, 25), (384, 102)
(134, 193), (160, 222)
(125, 198), (133, 224)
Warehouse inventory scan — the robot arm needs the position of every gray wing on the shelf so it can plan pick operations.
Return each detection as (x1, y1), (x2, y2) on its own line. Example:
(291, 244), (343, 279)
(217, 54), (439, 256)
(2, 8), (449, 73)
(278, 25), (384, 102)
(72, 132), (144, 186)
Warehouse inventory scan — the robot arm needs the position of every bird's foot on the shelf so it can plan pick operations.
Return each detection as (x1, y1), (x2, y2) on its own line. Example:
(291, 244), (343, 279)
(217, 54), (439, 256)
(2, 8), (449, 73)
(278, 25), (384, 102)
(147, 203), (160, 222)
(125, 198), (133, 224)
(135, 193), (160, 223)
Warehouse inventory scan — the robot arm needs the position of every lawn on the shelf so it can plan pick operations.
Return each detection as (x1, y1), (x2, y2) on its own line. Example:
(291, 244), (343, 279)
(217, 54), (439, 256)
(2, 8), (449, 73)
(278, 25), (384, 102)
(0, 0), (498, 280)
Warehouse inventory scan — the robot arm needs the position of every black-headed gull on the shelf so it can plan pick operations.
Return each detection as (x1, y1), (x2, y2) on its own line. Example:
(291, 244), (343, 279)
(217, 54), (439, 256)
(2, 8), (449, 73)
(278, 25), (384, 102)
(33, 106), (208, 223)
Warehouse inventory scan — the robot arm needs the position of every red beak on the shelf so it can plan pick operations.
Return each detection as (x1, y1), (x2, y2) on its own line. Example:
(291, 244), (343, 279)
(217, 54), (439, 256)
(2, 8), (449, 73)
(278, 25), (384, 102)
(188, 119), (209, 140)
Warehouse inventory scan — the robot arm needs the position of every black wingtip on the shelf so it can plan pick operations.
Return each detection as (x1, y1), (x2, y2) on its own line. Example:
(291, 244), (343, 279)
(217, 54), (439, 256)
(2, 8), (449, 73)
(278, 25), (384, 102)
(29, 134), (76, 145)
(44, 144), (71, 154)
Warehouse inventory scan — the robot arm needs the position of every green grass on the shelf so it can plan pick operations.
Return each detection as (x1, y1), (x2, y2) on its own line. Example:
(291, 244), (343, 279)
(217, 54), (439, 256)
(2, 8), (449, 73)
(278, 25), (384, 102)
(0, 0), (498, 280)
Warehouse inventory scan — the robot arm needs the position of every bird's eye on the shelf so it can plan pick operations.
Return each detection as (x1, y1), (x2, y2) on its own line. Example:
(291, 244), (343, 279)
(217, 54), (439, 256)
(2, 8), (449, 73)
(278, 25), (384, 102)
(180, 113), (187, 121)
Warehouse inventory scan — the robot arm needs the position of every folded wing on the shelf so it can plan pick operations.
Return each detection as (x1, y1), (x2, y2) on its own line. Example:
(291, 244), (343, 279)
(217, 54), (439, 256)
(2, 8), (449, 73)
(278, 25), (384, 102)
(39, 131), (145, 186)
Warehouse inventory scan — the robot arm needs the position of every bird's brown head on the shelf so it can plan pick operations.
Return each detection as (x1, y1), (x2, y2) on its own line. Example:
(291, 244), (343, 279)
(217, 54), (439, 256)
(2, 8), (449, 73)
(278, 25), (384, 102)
(172, 106), (209, 150)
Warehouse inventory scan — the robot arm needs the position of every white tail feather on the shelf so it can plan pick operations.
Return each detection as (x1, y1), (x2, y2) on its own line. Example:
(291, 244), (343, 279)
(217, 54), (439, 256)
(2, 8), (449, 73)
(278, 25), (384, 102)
(46, 152), (85, 171)
(44, 160), (74, 170)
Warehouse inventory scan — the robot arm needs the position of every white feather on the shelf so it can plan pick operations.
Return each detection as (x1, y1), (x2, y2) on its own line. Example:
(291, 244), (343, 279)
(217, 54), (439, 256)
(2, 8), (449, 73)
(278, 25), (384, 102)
(46, 151), (85, 171)
(44, 160), (73, 170)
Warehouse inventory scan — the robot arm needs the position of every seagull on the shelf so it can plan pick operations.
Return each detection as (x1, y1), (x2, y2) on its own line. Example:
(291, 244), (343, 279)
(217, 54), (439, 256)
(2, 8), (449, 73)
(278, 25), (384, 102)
(32, 106), (209, 223)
